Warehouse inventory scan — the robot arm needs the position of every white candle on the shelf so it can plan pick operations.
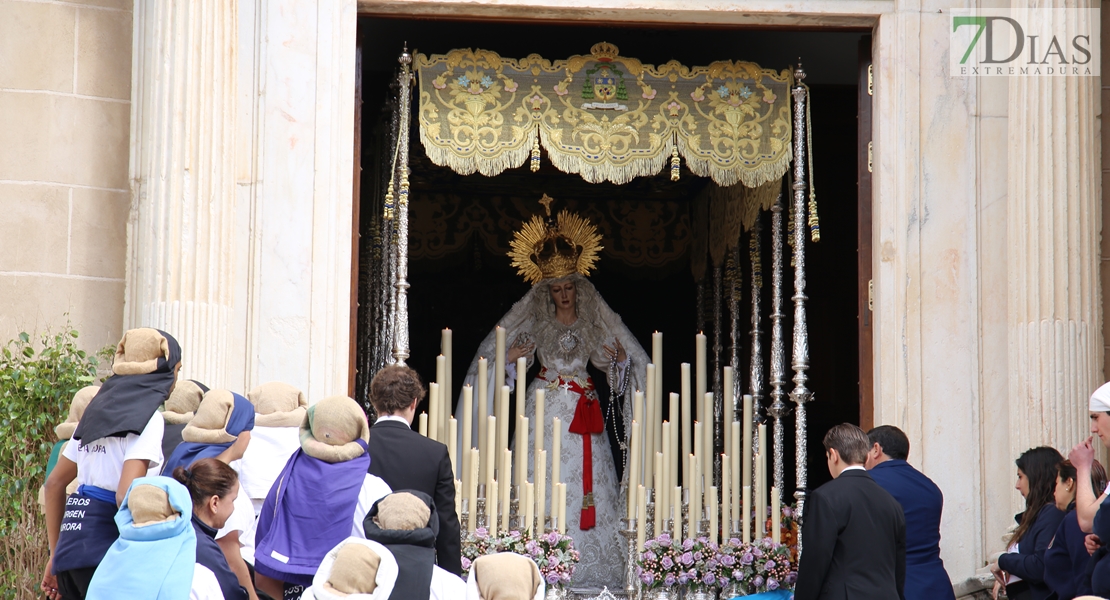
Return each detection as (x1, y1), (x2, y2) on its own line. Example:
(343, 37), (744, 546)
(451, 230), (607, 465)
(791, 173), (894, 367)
(499, 387), (510, 478)
(661, 421), (671, 528)
(516, 415), (529, 487)
(462, 386), (473, 491)
(525, 482), (535, 536)
(536, 449), (547, 531)
(637, 485), (647, 550)
(689, 453), (701, 538)
(742, 395), (753, 488)
(442, 329), (452, 422)
(627, 421), (641, 519)
(436, 354), (446, 438)
(534, 389), (545, 460)
(652, 332), (663, 448)
(486, 416), (496, 488)
(742, 485), (751, 544)
(448, 417), (458, 478)
(495, 327), (506, 394)
(654, 452), (664, 537)
(490, 478), (499, 536)
(468, 448), (479, 532)
(696, 333), (707, 417)
(771, 486), (781, 544)
(516, 356), (527, 420)
(721, 453), (730, 540)
(755, 451), (764, 540)
(429, 382), (440, 442)
(633, 390), (644, 428)
(672, 486), (682, 541)
(669, 394), (679, 491)
(552, 417), (562, 485)
(502, 449), (512, 532)
(419, 412), (428, 437)
(731, 422), (741, 521)
(645, 364), (656, 490)
(478, 358), (488, 474)
(704, 392), (713, 489)
(681, 363), (691, 465)
(709, 485), (719, 544)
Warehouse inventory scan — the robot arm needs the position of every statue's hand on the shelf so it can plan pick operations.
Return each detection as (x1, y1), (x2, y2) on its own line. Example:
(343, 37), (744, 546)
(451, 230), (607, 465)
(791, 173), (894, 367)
(507, 339), (535, 363)
(603, 338), (627, 364)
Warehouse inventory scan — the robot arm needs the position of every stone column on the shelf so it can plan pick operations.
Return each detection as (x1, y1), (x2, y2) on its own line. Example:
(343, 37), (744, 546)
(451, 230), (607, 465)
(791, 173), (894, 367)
(126, 0), (237, 387)
(1007, 4), (1102, 455)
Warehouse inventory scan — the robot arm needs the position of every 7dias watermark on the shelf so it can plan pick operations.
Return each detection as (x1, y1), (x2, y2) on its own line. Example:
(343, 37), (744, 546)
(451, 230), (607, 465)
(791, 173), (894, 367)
(950, 8), (1100, 77)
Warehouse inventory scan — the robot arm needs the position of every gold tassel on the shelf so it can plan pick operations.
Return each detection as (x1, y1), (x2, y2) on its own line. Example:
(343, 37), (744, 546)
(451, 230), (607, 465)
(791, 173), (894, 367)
(670, 141), (681, 181)
(530, 133), (541, 172)
(805, 84), (820, 243)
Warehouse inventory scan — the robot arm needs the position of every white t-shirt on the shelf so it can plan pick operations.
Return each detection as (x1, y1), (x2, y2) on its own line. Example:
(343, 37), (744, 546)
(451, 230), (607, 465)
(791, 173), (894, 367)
(238, 425), (301, 513)
(190, 563), (223, 600)
(351, 474), (393, 537)
(62, 412), (165, 492)
(216, 482), (257, 565)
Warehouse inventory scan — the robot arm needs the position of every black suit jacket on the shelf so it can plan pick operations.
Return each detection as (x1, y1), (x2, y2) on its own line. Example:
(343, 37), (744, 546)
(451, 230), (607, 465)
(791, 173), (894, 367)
(795, 469), (907, 600)
(367, 419), (462, 575)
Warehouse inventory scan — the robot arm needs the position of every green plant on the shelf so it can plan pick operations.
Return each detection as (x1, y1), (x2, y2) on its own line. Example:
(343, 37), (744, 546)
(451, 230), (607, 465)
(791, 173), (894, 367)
(0, 327), (102, 600)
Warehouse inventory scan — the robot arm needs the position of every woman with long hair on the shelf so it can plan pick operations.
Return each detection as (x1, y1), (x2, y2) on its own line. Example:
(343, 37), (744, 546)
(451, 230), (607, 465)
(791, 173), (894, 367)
(1045, 459), (1109, 600)
(173, 458), (249, 600)
(990, 447), (1067, 600)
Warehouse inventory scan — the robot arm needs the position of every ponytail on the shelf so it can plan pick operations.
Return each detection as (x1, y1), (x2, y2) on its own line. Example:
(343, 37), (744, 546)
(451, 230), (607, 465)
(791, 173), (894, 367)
(171, 457), (237, 507)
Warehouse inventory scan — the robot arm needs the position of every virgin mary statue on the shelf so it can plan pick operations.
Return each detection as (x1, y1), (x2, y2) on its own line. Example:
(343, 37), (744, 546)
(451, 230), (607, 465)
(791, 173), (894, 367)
(458, 196), (649, 590)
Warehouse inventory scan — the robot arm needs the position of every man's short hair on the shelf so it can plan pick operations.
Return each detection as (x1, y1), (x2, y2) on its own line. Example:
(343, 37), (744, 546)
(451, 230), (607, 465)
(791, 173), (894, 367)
(823, 423), (870, 466)
(370, 366), (426, 416)
(867, 425), (910, 461)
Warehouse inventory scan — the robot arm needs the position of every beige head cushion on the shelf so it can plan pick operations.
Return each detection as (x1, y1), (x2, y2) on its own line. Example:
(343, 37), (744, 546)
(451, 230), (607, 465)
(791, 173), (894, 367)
(55, 386), (99, 439)
(248, 382), (308, 428)
(300, 396), (370, 463)
(375, 492), (431, 531)
(324, 542), (382, 596)
(113, 328), (170, 376)
(164, 380), (206, 425)
(474, 553), (542, 600)
(182, 390), (237, 444)
(129, 485), (180, 528)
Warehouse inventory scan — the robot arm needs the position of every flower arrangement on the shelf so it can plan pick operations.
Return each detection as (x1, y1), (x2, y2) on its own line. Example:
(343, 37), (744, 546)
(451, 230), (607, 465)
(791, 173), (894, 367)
(460, 528), (579, 587)
(638, 534), (797, 595)
(729, 537), (798, 594)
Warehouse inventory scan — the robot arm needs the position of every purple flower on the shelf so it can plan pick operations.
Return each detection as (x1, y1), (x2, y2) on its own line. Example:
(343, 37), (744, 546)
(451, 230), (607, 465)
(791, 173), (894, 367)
(694, 551), (703, 561)
(645, 539), (657, 550)
(461, 557), (471, 569)
(752, 547), (764, 558)
(661, 556), (674, 569)
(641, 572), (655, 586)
(687, 569), (697, 580)
(753, 575), (765, 588)
(729, 537), (741, 545)
(706, 559), (719, 570)
(783, 506), (794, 518)
(786, 571), (798, 584)
(657, 533), (672, 545)
(702, 573), (716, 585)
(767, 578), (780, 590)
(475, 527), (488, 539)
(550, 556), (560, 567)
(765, 560), (777, 570)
(509, 530), (521, 538)
(545, 573), (561, 586)
(642, 551), (657, 562)
(683, 539), (695, 550)
(664, 574), (676, 587)
(546, 532), (561, 544)
(721, 554), (736, 567)
(680, 552), (695, 566)
(677, 574), (689, 585)
(732, 569), (744, 580)
(740, 552), (754, 565)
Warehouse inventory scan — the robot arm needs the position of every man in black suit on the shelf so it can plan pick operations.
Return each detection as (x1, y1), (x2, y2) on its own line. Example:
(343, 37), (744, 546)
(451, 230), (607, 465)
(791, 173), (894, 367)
(795, 423), (907, 600)
(367, 365), (462, 576)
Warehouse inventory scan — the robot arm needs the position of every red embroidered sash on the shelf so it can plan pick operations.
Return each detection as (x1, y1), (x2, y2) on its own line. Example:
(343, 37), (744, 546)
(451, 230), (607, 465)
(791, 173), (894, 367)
(542, 368), (603, 531)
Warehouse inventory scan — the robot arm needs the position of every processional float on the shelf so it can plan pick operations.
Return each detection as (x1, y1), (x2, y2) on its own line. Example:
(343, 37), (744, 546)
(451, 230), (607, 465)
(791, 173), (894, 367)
(358, 43), (819, 599)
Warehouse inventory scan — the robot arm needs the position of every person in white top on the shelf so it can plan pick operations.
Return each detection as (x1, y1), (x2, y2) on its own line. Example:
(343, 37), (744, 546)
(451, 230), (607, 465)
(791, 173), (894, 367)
(301, 538), (399, 600)
(240, 382), (308, 515)
(42, 328), (181, 600)
(465, 553), (546, 600)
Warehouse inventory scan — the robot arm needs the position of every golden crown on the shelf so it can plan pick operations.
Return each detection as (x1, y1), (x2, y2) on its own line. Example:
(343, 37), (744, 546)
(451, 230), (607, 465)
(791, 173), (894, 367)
(590, 42), (620, 61)
(508, 195), (603, 285)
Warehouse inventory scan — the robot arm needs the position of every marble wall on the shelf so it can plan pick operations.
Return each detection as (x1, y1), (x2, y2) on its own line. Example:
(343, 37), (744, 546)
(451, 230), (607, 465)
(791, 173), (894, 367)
(0, 0), (132, 354)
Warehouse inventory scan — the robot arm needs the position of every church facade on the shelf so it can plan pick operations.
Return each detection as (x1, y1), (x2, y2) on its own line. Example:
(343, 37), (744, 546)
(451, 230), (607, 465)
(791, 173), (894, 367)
(1, 0), (1106, 589)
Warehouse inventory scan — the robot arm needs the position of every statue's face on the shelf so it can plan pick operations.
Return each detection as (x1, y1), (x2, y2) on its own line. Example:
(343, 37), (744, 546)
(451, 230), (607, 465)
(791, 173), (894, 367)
(549, 279), (577, 311)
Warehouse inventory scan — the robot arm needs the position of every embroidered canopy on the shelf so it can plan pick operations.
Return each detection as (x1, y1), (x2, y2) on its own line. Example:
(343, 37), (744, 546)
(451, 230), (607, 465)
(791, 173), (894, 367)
(415, 43), (794, 187)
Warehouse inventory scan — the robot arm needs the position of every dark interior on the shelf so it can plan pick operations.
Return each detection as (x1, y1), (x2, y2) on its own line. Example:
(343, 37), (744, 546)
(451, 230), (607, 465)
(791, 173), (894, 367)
(356, 16), (865, 496)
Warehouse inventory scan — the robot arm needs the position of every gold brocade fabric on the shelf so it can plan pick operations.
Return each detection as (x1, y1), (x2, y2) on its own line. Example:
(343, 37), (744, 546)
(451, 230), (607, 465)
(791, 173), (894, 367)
(416, 44), (794, 187)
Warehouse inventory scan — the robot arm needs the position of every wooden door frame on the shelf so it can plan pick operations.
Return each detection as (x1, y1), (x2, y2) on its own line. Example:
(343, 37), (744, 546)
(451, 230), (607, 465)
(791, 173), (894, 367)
(857, 36), (874, 429)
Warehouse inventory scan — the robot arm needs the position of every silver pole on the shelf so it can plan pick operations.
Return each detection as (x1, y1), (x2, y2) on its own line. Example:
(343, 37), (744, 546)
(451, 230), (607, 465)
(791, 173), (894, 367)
(749, 219), (764, 407)
(767, 192), (787, 500)
(789, 64), (813, 555)
(391, 47), (413, 365)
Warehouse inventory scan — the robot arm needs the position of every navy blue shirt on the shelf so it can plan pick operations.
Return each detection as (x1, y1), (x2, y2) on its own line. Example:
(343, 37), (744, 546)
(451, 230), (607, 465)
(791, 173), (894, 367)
(192, 515), (248, 600)
(869, 459), (955, 600)
(999, 504), (1066, 600)
(1045, 506), (1090, 600)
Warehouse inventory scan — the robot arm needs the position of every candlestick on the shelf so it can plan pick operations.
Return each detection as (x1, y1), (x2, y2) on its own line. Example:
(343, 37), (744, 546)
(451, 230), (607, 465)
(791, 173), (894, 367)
(758, 422), (767, 533)
(536, 449), (547, 531)
(442, 329), (452, 423)
(448, 417), (458, 478)
(696, 333), (707, 420)
(681, 363), (691, 466)
(654, 451), (664, 537)
(742, 395), (753, 488)
(495, 327), (506, 394)
(704, 392), (714, 488)
(490, 479), (499, 536)
(627, 421), (641, 519)
(525, 482), (535, 536)
(499, 387), (510, 477)
(552, 417), (562, 486)
(672, 486), (682, 540)
(501, 449), (512, 532)
(486, 416), (496, 489)
(723, 366), (734, 463)
(516, 415), (528, 487)
(771, 486), (781, 544)
(462, 386), (473, 490)
(709, 485), (719, 544)
(516, 356), (526, 420)
(534, 389), (545, 461)
(478, 358), (488, 458)
(731, 422), (741, 520)
(742, 485), (751, 543)
(637, 485), (647, 551)
(428, 382), (440, 442)
(645, 365), (656, 490)
(418, 412), (427, 437)
(721, 453), (730, 544)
